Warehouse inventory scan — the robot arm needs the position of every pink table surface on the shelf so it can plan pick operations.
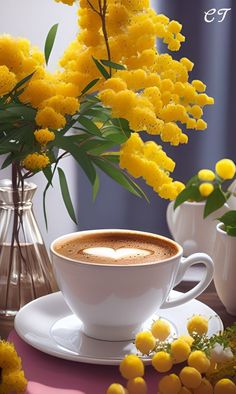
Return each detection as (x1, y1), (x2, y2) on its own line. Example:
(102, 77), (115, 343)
(8, 330), (168, 394)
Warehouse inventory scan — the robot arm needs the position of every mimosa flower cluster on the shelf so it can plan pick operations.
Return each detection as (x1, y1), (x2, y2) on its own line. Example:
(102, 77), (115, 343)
(107, 316), (236, 394)
(55, 0), (213, 198)
(0, 35), (79, 130)
(0, 0), (214, 220)
(0, 340), (27, 393)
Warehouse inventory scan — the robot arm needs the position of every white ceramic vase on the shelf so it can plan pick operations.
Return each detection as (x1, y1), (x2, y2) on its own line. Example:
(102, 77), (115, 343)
(212, 223), (236, 316)
(227, 179), (236, 210)
(167, 201), (228, 257)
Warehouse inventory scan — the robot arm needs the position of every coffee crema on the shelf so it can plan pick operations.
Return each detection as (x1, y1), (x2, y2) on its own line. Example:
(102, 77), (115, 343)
(54, 231), (178, 265)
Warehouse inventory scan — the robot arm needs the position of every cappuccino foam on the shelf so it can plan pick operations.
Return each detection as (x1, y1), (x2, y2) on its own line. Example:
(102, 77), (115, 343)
(54, 231), (178, 265)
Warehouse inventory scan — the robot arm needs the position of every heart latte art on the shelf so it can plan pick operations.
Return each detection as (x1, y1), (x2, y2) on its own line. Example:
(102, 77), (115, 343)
(55, 231), (178, 265)
(83, 247), (151, 259)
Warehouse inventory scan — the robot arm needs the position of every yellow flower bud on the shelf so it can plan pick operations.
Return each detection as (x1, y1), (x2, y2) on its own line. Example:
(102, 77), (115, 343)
(198, 169), (215, 182)
(199, 183), (214, 197)
(215, 159), (236, 180)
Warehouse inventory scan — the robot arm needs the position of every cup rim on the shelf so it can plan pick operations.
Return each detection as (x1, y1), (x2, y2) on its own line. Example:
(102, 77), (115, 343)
(50, 229), (183, 267)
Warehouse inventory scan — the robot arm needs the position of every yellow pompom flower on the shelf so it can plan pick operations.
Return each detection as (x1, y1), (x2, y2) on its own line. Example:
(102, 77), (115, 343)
(119, 355), (144, 380)
(198, 169), (215, 182)
(152, 351), (173, 373)
(158, 181), (185, 200)
(171, 339), (191, 363)
(178, 335), (194, 347)
(215, 159), (236, 180)
(189, 105), (203, 119)
(0, 341), (22, 372)
(214, 379), (236, 394)
(127, 377), (147, 394)
(187, 315), (208, 335)
(158, 373), (182, 394)
(36, 107), (66, 129)
(192, 80), (206, 92)
(196, 119), (207, 130)
(135, 331), (156, 355)
(106, 383), (128, 394)
(193, 377), (213, 394)
(20, 79), (55, 108)
(34, 128), (55, 146)
(41, 95), (79, 116)
(199, 183), (214, 197)
(179, 366), (202, 389)
(168, 20), (182, 34)
(194, 93), (214, 106)
(0, 340), (27, 393)
(180, 57), (194, 71)
(22, 153), (50, 171)
(102, 78), (127, 92)
(188, 350), (210, 373)
(168, 39), (181, 52)
(0, 65), (16, 95)
(151, 319), (171, 340)
(1, 369), (27, 394)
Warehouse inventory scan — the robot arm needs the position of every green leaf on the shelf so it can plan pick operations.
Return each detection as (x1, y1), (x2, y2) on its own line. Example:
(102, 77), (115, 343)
(218, 210), (236, 227)
(101, 125), (128, 144)
(204, 187), (226, 218)
(1, 153), (13, 169)
(43, 166), (53, 186)
(0, 142), (20, 154)
(174, 185), (202, 209)
(0, 110), (19, 122)
(80, 78), (100, 96)
(112, 118), (131, 139)
(92, 173), (100, 201)
(186, 174), (199, 188)
(101, 154), (120, 164)
(81, 94), (100, 104)
(88, 141), (115, 155)
(225, 226), (236, 236)
(78, 116), (102, 136)
(92, 57), (110, 80)
(100, 59), (126, 70)
(78, 138), (115, 155)
(43, 160), (59, 229)
(54, 134), (96, 184)
(92, 156), (147, 199)
(5, 104), (36, 120)
(11, 72), (35, 93)
(44, 23), (59, 65)
(58, 167), (77, 224)
(1, 151), (29, 168)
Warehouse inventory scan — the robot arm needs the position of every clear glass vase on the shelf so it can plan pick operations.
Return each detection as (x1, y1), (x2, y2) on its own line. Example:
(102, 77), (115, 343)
(0, 179), (58, 323)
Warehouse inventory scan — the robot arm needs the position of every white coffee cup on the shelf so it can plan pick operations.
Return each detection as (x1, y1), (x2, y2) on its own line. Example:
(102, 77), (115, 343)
(50, 229), (213, 341)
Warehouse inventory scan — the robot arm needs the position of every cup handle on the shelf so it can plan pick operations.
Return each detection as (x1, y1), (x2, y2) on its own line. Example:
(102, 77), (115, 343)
(166, 201), (175, 236)
(160, 253), (214, 309)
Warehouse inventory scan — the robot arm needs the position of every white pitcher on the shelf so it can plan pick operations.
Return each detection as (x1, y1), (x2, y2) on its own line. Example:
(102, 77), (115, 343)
(167, 201), (228, 257)
(213, 223), (236, 316)
(227, 179), (236, 210)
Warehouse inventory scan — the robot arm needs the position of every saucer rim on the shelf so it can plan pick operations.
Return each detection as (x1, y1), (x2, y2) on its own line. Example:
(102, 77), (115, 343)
(14, 291), (224, 365)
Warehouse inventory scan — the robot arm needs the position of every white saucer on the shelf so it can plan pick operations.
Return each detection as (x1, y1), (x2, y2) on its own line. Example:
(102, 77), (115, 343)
(14, 291), (223, 365)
